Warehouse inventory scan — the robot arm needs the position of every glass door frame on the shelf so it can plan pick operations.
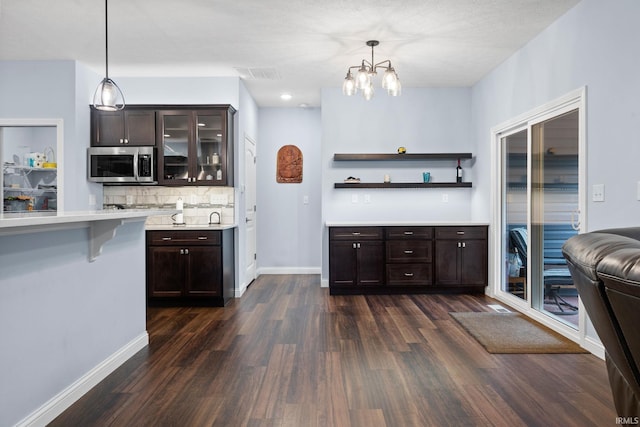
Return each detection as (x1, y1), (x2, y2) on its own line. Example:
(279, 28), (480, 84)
(489, 87), (587, 344)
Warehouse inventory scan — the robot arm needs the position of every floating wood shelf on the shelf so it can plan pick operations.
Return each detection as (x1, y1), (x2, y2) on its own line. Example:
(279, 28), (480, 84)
(333, 153), (472, 161)
(334, 182), (472, 189)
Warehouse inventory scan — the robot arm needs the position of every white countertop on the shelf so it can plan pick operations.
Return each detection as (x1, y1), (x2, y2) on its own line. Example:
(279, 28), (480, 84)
(325, 220), (490, 227)
(0, 209), (171, 231)
(145, 223), (237, 231)
(0, 209), (176, 261)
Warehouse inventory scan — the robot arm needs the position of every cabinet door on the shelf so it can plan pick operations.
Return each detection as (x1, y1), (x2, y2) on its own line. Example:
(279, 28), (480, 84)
(158, 111), (193, 185)
(93, 110), (124, 146)
(91, 108), (155, 146)
(195, 111), (226, 184)
(329, 241), (358, 286)
(434, 240), (461, 285)
(460, 239), (488, 285)
(357, 241), (385, 285)
(185, 246), (222, 297)
(435, 239), (488, 286)
(124, 109), (156, 145)
(147, 246), (184, 297)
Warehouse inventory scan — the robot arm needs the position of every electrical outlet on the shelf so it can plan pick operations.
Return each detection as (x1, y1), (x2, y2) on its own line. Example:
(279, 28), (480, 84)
(352, 194), (359, 203)
(442, 193), (449, 203)
(303, 195), (309, 205)
(364, 194), (371, 203)
(592, 184), (605, 202)
(88, 194), (96, 206)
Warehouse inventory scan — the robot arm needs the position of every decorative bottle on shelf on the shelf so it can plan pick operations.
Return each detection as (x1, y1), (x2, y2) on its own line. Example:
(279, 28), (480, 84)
(456, 159), (463, 183)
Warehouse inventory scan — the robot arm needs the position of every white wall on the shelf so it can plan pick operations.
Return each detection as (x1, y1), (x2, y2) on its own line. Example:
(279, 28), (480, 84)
(257, 107), (322, 273)
(470, 0), (640, 344)
(320, 87), (474, 279)
(472, 0), (640, 230)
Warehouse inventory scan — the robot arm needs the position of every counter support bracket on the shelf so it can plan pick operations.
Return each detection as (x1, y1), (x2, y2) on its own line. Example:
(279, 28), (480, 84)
(89, 219), (125, 262)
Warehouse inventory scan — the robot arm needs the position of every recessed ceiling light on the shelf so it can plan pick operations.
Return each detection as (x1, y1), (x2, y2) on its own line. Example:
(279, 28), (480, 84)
(280, 93), (292, 101)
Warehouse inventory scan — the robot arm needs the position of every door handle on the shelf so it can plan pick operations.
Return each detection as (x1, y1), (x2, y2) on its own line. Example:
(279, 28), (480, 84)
(571, 209), (581, 231)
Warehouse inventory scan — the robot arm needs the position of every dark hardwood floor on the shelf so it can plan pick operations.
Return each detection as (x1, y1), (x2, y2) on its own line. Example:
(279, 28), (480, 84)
(50, 275), (616, 426)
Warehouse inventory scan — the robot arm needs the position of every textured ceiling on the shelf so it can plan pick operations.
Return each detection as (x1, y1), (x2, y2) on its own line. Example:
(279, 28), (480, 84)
(0, 0), (579, 107)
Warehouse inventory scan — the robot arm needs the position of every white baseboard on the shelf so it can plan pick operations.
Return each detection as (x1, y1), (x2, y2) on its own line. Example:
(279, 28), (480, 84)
(257, 267), (320, 275)
(17, 332), (149, 427)
(583, 335), (605, 360)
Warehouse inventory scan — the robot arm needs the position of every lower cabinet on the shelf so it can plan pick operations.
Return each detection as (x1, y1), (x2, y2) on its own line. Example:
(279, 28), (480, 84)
(146, 229), (234, 306)
(329, 227), (385, 287)
(329, 225), (487, 295)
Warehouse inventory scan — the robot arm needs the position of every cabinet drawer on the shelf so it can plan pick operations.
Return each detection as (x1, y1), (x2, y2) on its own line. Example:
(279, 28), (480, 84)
(386, 226), (433, 240)
(386, 264), (432, 285)
(330, 227), (384, 240)
(386, 241), (432, 263)
(147, 230), (221, 246)
(435, 226), (487, 240)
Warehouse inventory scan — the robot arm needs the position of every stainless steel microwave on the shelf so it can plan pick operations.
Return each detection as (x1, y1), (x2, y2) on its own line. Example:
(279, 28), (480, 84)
(87, 146), (156, 184)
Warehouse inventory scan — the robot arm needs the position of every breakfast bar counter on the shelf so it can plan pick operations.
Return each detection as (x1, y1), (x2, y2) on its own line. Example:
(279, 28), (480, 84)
(0, 209), (172, 261)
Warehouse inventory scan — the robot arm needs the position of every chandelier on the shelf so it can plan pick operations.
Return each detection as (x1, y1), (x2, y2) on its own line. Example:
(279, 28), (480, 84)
(342, 40), (401, 100)
(93, 0), (125, 111)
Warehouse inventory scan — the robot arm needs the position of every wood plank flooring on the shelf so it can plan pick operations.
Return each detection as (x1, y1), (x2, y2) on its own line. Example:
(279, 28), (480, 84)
(50, 275), (617, 426)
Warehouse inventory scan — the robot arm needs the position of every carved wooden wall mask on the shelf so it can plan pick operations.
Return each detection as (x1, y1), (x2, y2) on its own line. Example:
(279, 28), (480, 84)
(276, 145), (303, 183)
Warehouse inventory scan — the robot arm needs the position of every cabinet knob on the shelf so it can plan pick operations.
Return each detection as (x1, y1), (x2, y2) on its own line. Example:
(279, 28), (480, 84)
(462, 242), (466, 248)
(458, 242), (461, 248)
(185, 248), (189, 255)
(124, 139), (129, 144)
(180, 249), (184, 254)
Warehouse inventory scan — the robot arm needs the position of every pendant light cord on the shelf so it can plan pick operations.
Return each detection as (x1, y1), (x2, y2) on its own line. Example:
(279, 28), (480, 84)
(104, 0), (109, 79)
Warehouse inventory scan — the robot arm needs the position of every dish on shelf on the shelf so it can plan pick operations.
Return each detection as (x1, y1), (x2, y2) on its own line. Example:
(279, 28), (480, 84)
(343, 176), (361, 183)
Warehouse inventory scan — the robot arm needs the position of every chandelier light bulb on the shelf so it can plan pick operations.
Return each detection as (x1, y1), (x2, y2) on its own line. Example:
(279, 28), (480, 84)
(342, 71), (357, 96)
(388, 78), (401, 97)
(363, 82), (374, 101)
(382, 67), (397, 90)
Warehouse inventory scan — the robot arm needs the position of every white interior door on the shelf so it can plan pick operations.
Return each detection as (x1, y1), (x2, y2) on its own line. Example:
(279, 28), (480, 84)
(244, 135), (257, 285)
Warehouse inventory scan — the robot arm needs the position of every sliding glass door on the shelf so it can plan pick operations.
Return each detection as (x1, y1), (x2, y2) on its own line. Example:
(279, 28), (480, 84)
(498, 105), (582, 329)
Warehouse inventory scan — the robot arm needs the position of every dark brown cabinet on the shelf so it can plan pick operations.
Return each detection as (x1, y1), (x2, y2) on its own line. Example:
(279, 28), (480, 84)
(328, 225), (487, 295)
(156, 105), (235, 186)
(146, 229), (234, 306)
(329, 227), (384, 290)
(90, 107), (156, 146)
(385, 226), (433, 286)
(434, 226), (488, 288)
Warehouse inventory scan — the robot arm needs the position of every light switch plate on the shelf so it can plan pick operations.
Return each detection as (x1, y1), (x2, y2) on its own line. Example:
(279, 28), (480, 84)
(592, 184), (605, 202)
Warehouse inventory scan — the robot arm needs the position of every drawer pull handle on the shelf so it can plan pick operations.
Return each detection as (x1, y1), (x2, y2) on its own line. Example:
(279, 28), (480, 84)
(352, 232), (361, 236)
(404, 231), (414, 235)
(456, 231), (465, 235)
(404, 273), (414, 277)
(404, 250), (414, 254)
(161, 237), (172, 241)
(198, 236), (208, 240)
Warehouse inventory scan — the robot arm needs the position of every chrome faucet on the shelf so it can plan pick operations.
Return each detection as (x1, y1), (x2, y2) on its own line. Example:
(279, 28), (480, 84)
(209, 211), (221, 225)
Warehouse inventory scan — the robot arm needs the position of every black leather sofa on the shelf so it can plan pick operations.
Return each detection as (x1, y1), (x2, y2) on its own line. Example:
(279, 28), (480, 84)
(562, 227), (640, 417)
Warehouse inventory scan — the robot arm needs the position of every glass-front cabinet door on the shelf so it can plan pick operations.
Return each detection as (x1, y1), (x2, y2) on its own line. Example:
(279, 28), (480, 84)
(157, 107), (234, 186)
(195, 112), (225, 183)
(158, 111), (191, 184)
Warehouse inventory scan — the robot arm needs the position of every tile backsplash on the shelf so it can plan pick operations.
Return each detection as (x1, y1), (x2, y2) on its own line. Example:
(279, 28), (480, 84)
(103, 186), (235, 226)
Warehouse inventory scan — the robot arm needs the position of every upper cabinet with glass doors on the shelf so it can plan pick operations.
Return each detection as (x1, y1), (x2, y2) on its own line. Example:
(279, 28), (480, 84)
(157, 106), (235, 186)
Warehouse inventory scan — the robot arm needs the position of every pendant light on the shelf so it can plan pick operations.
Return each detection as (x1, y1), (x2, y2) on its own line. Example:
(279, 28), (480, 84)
(93, 0), (125, 111)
